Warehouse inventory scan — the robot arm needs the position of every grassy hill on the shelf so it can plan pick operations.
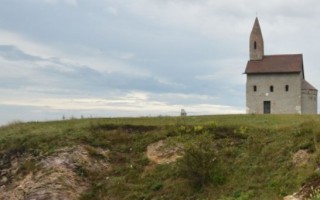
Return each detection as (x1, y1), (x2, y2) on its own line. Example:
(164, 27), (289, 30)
(1, 115), (320, 199)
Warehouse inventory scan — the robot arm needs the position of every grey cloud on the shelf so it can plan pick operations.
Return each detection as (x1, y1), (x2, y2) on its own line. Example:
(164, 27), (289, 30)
(0, 45), (42, 61)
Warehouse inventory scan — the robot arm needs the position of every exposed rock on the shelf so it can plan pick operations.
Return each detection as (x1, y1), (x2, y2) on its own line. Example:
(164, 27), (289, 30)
(0, 176), (7, 184)
(293, 150), (310, 167)
(146, 140), (183, 164)
(0, 145), (110, 200)
(283, 194), (300, 200)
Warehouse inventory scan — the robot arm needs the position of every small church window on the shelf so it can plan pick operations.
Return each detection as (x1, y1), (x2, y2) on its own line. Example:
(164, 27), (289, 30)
(270, 85), (274, 92)
(253, 85), (257, 92)
(254, 41), (257, 49)
(285, 85), (289, 92)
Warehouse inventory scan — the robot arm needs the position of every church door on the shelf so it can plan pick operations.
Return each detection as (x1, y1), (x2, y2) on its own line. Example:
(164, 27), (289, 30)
(263, 101), (271, 114)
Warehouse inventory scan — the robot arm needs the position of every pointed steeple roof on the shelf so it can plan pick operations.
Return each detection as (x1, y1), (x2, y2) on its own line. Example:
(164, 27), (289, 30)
(251, 17), (263, 36)
(249, 17), (264, 60)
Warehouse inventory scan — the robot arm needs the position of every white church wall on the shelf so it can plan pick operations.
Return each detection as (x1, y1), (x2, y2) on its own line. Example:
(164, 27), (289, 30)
(301, 90), (318, 114)
(246, 73), (302, 114)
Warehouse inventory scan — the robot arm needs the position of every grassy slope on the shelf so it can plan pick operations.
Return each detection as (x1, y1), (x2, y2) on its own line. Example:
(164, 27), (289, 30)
(1, 114), (320, 199)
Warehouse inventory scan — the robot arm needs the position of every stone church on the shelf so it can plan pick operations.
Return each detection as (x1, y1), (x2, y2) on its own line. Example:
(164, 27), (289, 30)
(244, 18), (318, 114)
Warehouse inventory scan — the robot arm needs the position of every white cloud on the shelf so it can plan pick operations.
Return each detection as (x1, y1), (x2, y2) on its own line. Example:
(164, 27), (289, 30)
(107, 0), (253, 40)
(68, 45), (148, 75)
(0, 30), (149, 77)
(42, 0), (78, 6)
(0, 89), (244, 117)
(195, 57), (246, 85)
(0, 30), (56, 59)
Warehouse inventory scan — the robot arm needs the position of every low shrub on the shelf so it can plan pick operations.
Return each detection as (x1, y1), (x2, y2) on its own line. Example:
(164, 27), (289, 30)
(177, 135), (225, 188)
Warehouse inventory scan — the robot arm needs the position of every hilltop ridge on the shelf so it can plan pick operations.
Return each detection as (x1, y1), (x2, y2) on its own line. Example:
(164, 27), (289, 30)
(1, 115), (320, 200)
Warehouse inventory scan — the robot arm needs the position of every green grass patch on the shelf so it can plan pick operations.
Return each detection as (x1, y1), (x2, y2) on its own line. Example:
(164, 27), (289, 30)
(1, 115), (320, 199)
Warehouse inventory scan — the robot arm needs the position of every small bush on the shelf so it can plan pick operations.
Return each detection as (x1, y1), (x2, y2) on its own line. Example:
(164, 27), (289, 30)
(234, 126), (248, 135)
(177, 136), (225, 188)
(206, 122), (218, 131)
(193, 125), (205, 135)
(150, 182), (163, 191)
(74, 165), (89, 177)
(18, 158), (38, 175)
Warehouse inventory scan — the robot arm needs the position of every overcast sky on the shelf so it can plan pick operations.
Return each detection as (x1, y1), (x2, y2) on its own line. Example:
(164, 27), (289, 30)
(1, 0), (320, 125)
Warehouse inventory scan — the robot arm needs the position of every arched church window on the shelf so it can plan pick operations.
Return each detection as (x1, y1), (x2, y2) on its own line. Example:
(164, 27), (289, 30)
(285, 85), (289, 92)
(254, 41), (257, 49)
(270, 85), (274, 92)
(253, 85), (257, 92)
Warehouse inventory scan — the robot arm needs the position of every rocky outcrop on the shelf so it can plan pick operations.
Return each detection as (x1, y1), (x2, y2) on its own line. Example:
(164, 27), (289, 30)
(292, 150), (310, 167)
(146, 140), (183, 164)
(0, 145), (110, 200)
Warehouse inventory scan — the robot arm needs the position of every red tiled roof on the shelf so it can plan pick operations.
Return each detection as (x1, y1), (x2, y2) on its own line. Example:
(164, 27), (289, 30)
(245, 54), (303, 74)
(302, 80), (317, 91)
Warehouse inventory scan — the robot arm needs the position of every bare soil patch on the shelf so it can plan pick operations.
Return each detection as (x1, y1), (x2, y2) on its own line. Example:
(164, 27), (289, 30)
(146, 140), (183, 164)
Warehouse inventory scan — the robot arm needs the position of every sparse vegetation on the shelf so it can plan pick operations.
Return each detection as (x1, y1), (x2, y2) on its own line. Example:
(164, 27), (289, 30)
(1, 115), (320, 199)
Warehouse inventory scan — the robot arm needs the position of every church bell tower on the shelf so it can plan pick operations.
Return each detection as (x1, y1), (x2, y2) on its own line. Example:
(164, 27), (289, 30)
(250, 17), (264, 60)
